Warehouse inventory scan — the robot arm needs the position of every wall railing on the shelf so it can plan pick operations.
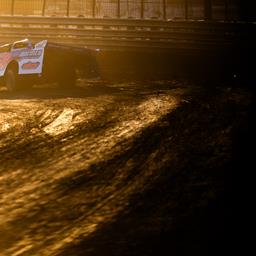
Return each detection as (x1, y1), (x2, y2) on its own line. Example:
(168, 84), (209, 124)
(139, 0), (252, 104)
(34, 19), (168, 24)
(0, 15), (254, 51)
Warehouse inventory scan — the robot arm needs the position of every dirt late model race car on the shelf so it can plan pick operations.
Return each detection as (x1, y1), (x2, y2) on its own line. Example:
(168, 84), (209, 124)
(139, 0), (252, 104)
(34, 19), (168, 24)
(0, 39), (100, 91)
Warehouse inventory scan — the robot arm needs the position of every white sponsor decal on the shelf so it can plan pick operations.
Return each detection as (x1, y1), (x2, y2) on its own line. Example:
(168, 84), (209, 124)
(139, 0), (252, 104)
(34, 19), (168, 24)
(12, 49), (42, 59)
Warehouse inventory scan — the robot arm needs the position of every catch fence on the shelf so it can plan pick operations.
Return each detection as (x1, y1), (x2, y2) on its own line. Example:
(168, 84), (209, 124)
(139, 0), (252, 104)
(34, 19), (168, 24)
(0, 0), (240, 21)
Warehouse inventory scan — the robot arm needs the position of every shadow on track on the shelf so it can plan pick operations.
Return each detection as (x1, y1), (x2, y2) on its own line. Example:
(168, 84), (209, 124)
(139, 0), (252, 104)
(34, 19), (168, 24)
(0, 82), (122, 100)
(0, 79), (188, 100)
(56, 86), (254, 256)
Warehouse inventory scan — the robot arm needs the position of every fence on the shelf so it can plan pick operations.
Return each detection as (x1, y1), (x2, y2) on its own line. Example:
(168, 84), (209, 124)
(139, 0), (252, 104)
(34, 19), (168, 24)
(0, 0), (241, 21)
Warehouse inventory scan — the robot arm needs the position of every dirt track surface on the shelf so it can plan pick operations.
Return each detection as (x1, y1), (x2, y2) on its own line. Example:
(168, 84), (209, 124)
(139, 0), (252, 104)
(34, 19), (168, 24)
(0, 80), (254, 256)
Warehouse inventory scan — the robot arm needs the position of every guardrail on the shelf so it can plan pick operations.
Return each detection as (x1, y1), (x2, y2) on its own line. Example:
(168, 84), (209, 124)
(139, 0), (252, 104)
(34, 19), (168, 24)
(0, 16), (254, 51)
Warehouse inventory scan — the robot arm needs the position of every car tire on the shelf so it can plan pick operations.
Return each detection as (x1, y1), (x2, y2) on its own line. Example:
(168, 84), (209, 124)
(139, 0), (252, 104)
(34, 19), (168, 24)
(4, 68), (18, 92)
(58, 66), (76, 88)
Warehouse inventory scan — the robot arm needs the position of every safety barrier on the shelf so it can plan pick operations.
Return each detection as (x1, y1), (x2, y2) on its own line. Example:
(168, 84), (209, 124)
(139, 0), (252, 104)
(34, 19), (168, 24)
(0, 16), (254, 50)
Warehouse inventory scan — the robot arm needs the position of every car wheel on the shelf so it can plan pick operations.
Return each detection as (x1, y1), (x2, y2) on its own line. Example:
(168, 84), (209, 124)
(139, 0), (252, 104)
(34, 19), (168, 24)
(4, 68), (18, 92)
(58, 67), (76, 88)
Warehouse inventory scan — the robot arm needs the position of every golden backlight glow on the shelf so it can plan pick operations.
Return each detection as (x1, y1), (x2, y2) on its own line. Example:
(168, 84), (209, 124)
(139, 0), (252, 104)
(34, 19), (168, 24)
(0, 1), (253, 255)
(0, 0), (241, 19)
(0, 0), (201, 19)
(0, 84), (184, 255)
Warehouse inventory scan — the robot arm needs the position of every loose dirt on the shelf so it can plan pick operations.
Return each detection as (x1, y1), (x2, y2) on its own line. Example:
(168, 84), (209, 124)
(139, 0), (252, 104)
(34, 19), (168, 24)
(0, 80), (254, 256)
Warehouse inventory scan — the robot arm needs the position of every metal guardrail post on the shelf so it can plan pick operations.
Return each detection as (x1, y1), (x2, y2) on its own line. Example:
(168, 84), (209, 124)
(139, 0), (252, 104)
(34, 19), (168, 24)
(204, 0), (212, 20)
(117, 0), (121, 18)
(185, 0), (188, 20)
(141, 0), (144, 19)
(163, 0), (166, 20)
(11, 0), (15, 16)
(225, 0), (229, 20)
(92, 0), (96, 18)
(67, 0), (70, 17)
(42, 0), (46, 16)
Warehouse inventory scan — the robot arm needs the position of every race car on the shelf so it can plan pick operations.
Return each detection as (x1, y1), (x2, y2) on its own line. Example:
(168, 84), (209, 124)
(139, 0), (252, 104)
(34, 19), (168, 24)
(0, 38), (100, 91)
